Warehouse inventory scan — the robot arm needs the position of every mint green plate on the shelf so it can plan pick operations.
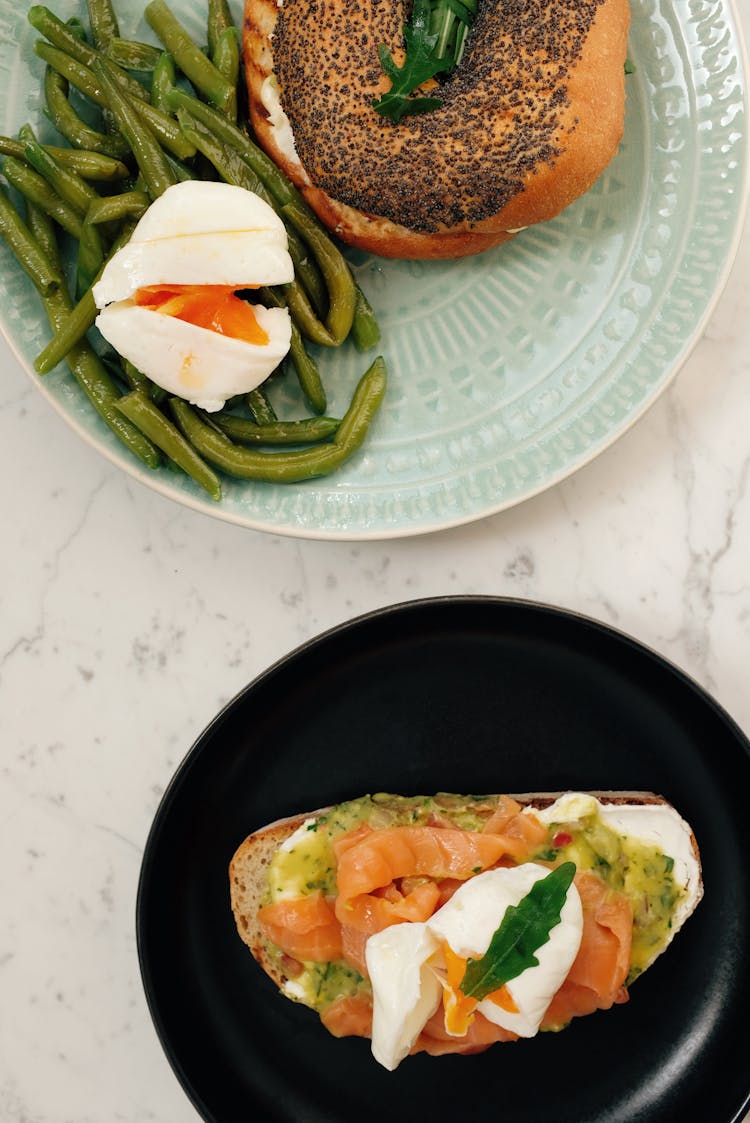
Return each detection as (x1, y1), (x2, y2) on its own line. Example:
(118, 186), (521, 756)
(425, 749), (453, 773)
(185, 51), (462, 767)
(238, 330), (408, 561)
(1, 0), (748, 539)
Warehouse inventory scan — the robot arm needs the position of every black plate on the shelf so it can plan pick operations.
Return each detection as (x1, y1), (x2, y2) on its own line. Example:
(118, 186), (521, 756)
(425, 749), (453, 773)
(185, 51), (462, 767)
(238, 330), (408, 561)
(137, 597), (750, 1123)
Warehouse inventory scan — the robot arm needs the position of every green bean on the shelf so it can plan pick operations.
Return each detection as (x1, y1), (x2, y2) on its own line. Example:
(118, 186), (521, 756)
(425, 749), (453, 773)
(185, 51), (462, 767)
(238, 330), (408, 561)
(282, 204), (356, 345)
(51, 149), (130, 181)
(0, 136), (129, 180)
(288, 324), (327, 412)
(351, 283), (381, 350)
(65, 16), (88, 42)
(150, 51), (176, 113)
(170, 356), (386, 481)
(73, 350), (161, 466)
(48, 321), (161, 468)
(127, 361), (167, 403)
(43, 66), (131, 160)
(25, 199), (62, 272)
(85, 189), (150, 225)
(34, 219), (136, 374)
(77, 217), (105, 297)
(117, 358), (150, 394)
(3, 158), (83, 239)
(176, 107), (263, 192)
(35, 286), (95, 373)
(116, 391), (221, 499)
(19, 124), (100, 217)
(106, 37), (162, 72)
(71, 353), (160, 465)
(145, 0), (235, 116)
(207, 0), (234, 56)
(261, 286), (326, 413)
(246, 387), (277, 425)
(332, 356), (387, 447)
(53, 331), (161, 467)
(75, 190), (147, 296)
(111, 358), (166, 404)
(29, 6), (149, 102)
(5, 199), (160, 466)
(211, 28), (239, 118)
(93, 58), (176, 199)
(166, 87), (308, 212)
(164, 151), (197, 182)
(285, 280), (337, 347)
(285, 234), (327, 318)
(37, 42), (197, 161)
(0, 187), (63, 297)
(212, 413), (340, 446)
(176, 108), (322, 309)
(85, 0), (121, 137)
(86, 0), (120, 51)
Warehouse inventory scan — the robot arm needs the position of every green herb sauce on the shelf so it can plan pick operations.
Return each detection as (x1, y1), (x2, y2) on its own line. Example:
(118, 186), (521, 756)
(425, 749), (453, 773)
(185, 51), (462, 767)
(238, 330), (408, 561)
(262, 793), (494, 1011)
(533, 811), (686, 982)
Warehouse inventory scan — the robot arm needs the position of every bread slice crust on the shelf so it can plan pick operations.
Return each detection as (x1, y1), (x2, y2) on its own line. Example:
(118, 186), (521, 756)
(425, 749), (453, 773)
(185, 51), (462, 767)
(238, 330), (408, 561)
(243, 0), (631, 258)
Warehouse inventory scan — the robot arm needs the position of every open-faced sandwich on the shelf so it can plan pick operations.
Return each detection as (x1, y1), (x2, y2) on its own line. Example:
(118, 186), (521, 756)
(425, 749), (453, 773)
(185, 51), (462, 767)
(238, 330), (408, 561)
(243, 0), (631, 258)
(229, 790), (702, 1069)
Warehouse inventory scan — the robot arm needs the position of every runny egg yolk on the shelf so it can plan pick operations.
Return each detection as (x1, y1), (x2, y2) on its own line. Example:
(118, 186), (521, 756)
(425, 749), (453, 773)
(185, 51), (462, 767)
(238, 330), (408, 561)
(134, 285), (269, 346)
(439, 941), (519, 1036)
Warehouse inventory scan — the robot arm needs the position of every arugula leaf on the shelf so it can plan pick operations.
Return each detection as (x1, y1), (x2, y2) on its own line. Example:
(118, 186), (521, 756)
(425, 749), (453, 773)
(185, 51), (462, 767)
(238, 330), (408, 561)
(459, 862), (577, 1001)
(372, 0), (447, 123)
(373, 0), (479, 122)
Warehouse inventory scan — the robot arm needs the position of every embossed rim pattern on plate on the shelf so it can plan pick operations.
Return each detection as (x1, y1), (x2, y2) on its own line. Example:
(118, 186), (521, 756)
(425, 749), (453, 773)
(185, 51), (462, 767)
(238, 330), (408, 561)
(0, 0), (748, 539)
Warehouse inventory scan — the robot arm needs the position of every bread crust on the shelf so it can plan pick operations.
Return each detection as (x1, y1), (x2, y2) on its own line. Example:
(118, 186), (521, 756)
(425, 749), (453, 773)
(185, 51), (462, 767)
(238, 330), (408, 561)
(229, 791), (702, 992)
(229, 809), (319, 989)
(242, 0), (631, 259)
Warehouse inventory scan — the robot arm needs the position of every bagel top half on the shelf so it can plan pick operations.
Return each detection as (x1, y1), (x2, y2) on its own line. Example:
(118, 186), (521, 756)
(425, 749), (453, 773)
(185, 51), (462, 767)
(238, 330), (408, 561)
(243, 0), (631, 259)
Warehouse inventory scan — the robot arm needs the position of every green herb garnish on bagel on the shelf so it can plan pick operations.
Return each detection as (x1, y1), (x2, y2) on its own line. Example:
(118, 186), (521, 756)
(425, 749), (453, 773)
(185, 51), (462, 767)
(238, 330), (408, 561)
(372, 0), (479, 122)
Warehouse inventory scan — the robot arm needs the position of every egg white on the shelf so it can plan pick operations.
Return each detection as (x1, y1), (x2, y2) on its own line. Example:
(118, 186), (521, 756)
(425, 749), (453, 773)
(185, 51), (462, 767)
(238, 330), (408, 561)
(92, 181), (294, 306)
(364, 864), (583, 1069)
(428, 865), (583, 1038)
(95, 300), (292, 412)
(92, 233), (293, 307)
(91, 181), (295, 410)
(365, 922), (442, 1072)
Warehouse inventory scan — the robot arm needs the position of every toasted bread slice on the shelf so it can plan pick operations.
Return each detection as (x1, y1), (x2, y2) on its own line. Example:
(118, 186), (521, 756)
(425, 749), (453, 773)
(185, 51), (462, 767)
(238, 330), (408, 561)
(242, 0), (631, 258)
(230, 791), (702, 993)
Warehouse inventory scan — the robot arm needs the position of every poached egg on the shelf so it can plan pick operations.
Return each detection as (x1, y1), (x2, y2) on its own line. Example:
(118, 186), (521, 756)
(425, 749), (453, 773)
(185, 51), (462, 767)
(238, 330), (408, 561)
(365, 864), (583, 1071)
(92, 181), (294, 412)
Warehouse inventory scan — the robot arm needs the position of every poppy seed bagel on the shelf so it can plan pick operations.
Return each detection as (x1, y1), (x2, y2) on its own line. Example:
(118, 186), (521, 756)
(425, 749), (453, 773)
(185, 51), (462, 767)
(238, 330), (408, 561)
(243, 0), (631, 259)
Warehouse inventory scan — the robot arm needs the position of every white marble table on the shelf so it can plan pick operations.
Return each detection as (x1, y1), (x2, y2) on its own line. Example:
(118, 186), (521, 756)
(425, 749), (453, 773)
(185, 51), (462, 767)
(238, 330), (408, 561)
(2, 16), (750, 1123)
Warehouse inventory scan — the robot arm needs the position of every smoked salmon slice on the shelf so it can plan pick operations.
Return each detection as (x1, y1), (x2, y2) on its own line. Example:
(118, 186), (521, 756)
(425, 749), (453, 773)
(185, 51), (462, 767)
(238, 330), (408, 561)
(333, 825), (514, 933)
(482, 795), (549, 854)
(542, 871), (632, 1028)
(258, 890), (343, 963)
(321, 994), (373, 1039)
